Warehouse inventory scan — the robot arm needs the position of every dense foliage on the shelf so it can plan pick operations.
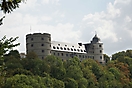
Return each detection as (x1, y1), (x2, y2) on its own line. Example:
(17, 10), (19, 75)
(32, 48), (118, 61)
(0, 49), (132, 88)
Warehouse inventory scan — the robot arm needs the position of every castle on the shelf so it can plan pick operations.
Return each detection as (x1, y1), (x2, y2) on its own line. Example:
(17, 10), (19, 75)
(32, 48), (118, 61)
(26, 33), (104, 63)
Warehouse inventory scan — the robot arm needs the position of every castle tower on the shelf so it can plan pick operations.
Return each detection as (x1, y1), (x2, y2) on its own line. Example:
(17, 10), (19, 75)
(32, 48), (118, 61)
(26, 33), (51, 59)
(84, 34), (104, 63)
(91, 34), (104, 63)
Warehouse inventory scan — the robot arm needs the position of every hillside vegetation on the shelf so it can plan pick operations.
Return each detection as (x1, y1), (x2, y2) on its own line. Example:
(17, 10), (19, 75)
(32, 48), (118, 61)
(0, 50), (132, 88)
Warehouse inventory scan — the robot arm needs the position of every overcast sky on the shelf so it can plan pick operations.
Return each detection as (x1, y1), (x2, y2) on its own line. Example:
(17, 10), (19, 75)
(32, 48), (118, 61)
(0, 0), (132, 56)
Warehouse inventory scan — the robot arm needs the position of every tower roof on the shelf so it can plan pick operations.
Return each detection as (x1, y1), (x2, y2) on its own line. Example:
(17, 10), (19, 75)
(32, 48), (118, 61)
(91, 34), (100, 43)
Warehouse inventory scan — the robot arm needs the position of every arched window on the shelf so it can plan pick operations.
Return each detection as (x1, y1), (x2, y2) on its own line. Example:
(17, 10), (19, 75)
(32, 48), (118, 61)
(53, 46), (56, 49)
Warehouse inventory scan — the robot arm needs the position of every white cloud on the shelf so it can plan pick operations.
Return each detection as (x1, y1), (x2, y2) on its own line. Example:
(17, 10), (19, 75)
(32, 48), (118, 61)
(42, 0), (60, 5)
(81, 0), (132, 54)
(41, 16), (52, 21)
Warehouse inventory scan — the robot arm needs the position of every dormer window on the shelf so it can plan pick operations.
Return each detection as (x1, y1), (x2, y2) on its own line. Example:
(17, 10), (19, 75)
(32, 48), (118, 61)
(60, 47), (63, 50)
(71, 48), (73, 51)
(74, 49), (76, 51)
(53, 46), (56, 49)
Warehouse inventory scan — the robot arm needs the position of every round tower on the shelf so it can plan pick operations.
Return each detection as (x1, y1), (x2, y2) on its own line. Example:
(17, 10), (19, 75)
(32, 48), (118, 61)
(26, 33), (51, 59)
(92, 34), (104, 63)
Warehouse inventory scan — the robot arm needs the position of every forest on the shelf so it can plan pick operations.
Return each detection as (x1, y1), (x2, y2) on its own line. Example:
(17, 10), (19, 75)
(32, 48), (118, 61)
(0, 37), (132, 88)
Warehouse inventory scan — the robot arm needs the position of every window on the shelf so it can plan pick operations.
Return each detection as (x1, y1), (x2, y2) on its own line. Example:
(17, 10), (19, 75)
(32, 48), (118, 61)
(100, 56), (102, 59)
(85, 56), (87, 58)
(31, 38), (33, 41)
(42, 50), (44, 53)
(31, 44), (33, 47)
(77, 49), (80, 52)
(81, 49), (83, 52)
(53, 46), (56, 49)
(65, 45), (67, 47)
(79, 55), (81, 58)
(84, 50), (86, 52)
(64, 47), (66, 50)
(61, 53), (63, 56)
(71, 48), (73, 51)
(54, 53), (55, 55)
(60, 47), (63, 50)
(67, 48), (70, 50)
(99, 45), (102, 47)
(58, 44), (60, 46)
(50, 44), (51, 47)
(49, 38), (51, 41)
(83, 55), (84, 58)
(41, 44), (44, 46)
(57, 47), (59, 49)
(100, 50), (102, 53)
(58, 53), (59, 56)
(41, 38), (44, 40)
(66, 54), (68, 56)
(72, 46), (74, 47)
(42, 57), (44, 59)
(74, 49), (76, 51)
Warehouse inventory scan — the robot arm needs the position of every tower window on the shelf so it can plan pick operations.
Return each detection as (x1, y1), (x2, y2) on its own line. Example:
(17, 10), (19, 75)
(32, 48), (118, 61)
(49, 38), (51, 41)
(71, 48), (73, 51)
(67, 48), (70, 50)
(41, 38), (44, 40)
(100, 50), (102, 53)
(31, 38), (33, 41)
(77, 49), (80, 52)
(81, 50), (83, 52)
(99, 45), (102, 47)
(65, 45), (67, 47)
(100, 56), (102, 59)
(42, 50), (44, 53)
(31, 44), (33, 47)
(72, 46), (74, 47)
(58, 44), (60, 46)
(41, 44), (44, 46)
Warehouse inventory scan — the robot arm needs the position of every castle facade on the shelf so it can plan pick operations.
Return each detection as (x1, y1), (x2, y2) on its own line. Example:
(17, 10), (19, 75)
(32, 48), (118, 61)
(26, 33), (104, 63)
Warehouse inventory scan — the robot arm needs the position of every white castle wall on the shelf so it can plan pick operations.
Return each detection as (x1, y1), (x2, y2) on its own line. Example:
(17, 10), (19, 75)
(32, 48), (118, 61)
(26, 33), (104, 63)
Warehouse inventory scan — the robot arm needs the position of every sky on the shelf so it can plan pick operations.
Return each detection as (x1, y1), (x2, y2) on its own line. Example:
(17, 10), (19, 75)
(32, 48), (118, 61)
(0, 0), (132, 56)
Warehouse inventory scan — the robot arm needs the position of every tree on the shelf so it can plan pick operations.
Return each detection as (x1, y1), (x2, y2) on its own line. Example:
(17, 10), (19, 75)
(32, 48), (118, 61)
(0, 36), (19, 87)
(0, 0), (25, 25)
(104, 54), (110, 63)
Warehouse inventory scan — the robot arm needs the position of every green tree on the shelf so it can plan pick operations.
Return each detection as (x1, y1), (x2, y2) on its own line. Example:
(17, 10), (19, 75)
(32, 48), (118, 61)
(104, 54), (110, 63)
(64, 77), (78, 88)
(0, 0), (25, 25)
(0, 36), (19, 87)
(3, 74), (46, 88)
